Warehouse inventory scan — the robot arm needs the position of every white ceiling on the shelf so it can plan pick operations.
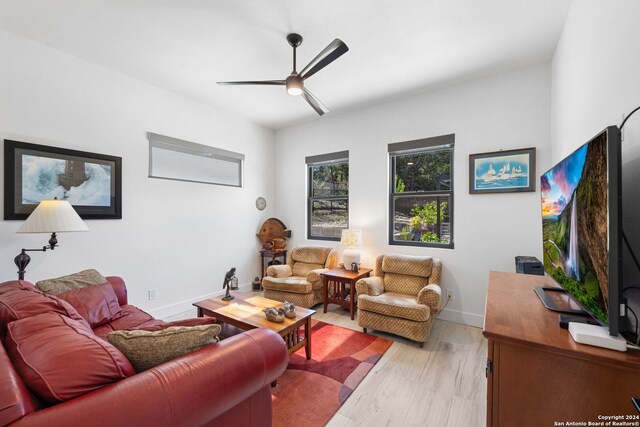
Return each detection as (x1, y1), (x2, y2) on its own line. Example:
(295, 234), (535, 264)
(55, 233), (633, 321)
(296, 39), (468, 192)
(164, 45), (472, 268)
(0, 0), (571, 130)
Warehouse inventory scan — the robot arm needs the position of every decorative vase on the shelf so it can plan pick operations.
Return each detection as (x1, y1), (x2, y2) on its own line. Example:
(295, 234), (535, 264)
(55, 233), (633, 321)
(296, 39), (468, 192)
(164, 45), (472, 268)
(263, 307), (285, 323)
(282, 301), (296, 318)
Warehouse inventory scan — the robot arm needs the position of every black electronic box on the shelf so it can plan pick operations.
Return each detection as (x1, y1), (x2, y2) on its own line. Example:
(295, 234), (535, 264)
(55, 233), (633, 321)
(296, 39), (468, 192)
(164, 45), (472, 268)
(515, 256), (543, 275)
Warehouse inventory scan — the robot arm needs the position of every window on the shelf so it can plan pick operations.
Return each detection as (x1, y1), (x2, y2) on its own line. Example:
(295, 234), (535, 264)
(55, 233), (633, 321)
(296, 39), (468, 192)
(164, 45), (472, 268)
(389, 134), (454, 248)
(147, 132), (244, 187)
(306, 151), (349, 240)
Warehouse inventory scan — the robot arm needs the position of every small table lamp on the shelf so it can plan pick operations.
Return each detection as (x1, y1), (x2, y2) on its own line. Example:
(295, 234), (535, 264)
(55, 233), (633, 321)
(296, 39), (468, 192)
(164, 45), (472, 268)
(15, 199), (89, 280)
(341, 229), (362, 268)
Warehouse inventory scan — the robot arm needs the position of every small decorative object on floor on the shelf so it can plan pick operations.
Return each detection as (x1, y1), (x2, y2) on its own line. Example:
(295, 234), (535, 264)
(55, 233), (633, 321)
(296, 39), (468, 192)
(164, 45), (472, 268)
(252, 276), (261, 292)
(282, 301), (296, 318)
(222, 267), (236, 301)
(263, 307), (285, 323)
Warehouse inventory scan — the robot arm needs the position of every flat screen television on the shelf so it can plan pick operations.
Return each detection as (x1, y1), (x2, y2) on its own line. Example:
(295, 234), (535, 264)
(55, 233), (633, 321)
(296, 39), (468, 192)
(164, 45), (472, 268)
(539, 126), (625, 337)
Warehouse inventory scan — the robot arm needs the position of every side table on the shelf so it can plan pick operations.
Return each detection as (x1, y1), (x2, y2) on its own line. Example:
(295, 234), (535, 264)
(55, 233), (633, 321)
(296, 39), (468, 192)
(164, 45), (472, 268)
(260, 249), (287, 279)
(322, 268), (373, 320)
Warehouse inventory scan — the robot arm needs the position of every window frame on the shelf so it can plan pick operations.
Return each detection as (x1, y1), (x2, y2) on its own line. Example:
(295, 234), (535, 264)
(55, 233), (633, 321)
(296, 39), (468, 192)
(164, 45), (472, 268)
(147, 132), (244, 187)
(388, 135), (455, 249)
(306, 151), (349, 241)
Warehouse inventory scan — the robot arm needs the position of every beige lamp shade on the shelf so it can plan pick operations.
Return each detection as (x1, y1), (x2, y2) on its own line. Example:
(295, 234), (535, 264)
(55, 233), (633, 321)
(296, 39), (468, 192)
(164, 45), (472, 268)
(340, 229), (362, 247)
(17, 200), (89, 233)
(341, 229), (362, 267)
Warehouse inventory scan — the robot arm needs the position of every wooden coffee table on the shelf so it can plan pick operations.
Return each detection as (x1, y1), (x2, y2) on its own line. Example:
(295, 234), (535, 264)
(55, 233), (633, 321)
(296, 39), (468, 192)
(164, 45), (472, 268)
(193, 292), (315, 360)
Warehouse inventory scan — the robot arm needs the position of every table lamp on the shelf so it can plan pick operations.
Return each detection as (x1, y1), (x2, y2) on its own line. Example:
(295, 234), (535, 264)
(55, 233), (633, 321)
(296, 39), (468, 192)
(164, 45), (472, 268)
(14, 199), (89, 280)
(340, 229), (362, 267)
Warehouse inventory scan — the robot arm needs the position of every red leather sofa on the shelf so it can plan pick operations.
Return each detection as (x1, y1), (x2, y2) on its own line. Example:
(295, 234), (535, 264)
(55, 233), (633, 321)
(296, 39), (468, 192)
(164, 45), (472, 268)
(0, 277), (288, 427)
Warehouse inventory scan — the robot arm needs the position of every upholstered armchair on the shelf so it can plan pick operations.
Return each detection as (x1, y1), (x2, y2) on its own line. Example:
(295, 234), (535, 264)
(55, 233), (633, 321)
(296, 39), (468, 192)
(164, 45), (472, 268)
(262, 246), (337, 308)
(355, 254), (442, 347)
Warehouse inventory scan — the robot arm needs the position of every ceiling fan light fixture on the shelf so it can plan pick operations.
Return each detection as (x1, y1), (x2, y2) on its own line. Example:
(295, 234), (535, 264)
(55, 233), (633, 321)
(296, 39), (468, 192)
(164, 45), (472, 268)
(218, 34), (348, 115)
(286, 74), (303, 96)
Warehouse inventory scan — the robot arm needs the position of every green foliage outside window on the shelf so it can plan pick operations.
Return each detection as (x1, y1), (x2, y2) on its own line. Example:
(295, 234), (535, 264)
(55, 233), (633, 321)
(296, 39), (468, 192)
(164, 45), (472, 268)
(390, 141), (453, 247)
(309, 160), (349, 239)
(394, 150), (451, 192)
(311, 163), (348, 197)
(410, 201), (448, 228)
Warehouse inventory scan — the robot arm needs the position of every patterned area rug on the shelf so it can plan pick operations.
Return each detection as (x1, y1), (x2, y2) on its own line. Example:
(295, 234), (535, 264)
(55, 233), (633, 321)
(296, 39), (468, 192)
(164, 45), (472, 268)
(271, 320), (393, 427)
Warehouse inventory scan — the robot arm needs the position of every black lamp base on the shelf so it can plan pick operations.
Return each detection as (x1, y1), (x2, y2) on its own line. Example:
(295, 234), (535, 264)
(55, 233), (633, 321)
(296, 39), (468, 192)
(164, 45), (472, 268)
(14, 232), (58, 281)
(14, 250), (31, 281)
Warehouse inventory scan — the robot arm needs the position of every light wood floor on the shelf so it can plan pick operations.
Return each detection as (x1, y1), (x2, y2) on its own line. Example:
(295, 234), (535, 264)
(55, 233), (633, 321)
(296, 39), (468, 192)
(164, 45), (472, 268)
(166, 302), (487, 427)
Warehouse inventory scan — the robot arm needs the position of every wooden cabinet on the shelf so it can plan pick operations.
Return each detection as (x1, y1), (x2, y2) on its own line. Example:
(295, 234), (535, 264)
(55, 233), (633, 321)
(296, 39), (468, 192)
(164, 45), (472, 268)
(322, 267), (372, 320)
(484, 271), (640, 427)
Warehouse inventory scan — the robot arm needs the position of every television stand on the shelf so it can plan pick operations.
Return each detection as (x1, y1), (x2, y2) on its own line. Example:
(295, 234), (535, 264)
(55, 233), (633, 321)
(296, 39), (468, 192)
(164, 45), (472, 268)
(534, 286), (589, 315)
(484, 271), (640, 425)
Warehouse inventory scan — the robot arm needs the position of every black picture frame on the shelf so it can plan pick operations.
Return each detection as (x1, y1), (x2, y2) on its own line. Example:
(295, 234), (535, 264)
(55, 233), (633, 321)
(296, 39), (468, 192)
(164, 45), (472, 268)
(469, 147), (536, 194)
(4, 140), (122, 219)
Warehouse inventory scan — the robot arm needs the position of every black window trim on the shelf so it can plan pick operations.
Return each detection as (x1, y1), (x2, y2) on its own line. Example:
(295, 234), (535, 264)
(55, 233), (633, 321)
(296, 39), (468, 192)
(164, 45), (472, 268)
(388, 134), (455, 249)
(306, 151), (349, 241)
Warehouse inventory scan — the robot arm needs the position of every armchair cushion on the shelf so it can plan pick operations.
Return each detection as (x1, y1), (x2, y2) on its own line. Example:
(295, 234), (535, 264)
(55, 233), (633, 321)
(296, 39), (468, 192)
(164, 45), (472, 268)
(107, 324), (221, 372)
(381, 255), (433, 277)
(57, 282), (124, 328)
(383, 273), (428, 296)
(261, 277), (312, 294)
(292, 262), (325, 277)
(6, 312), (135, 405)
(355, 276), (385, 296)
(358, 292), (430, 322)
(290, 247), (332, 265)
(266, 265), (292, 278)
(35, 269), (108, 295)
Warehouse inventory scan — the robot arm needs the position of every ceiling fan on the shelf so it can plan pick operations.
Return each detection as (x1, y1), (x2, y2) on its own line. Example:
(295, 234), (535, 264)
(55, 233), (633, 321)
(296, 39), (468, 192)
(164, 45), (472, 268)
(217, 33), (349, 116)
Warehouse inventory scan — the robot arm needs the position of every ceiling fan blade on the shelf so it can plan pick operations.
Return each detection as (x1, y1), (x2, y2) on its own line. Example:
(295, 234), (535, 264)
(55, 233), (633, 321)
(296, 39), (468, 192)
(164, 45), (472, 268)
(299, 39), (349, 80)
(302, 88), (329, 116)
(217, 80), (285, 86)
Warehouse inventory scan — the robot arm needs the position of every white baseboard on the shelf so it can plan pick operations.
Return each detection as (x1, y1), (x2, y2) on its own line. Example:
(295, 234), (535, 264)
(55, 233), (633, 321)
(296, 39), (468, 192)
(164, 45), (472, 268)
(149, 283), (254, 320)
(437, 308), (484, 328)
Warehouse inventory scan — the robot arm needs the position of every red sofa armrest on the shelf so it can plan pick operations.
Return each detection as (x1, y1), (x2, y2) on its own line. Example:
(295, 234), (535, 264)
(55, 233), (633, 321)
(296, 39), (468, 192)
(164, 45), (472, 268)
(10, 329), (288, 427)
(105, 276), (127, 306)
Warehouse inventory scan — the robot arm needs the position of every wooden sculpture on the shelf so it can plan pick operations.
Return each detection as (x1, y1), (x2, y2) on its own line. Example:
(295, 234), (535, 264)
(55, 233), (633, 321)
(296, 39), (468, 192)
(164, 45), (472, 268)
(257, 218), (291, 249)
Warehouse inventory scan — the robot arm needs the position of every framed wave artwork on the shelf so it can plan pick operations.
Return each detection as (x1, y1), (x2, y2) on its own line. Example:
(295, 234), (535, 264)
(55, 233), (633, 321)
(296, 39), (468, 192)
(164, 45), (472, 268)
(469, 147), (536, 194)
(4, 139), (122, 219)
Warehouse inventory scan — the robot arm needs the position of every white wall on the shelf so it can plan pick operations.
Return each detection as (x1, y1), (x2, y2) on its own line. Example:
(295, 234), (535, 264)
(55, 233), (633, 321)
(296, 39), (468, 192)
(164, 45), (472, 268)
(551, 1), (640, 299)
(0, 30), (275, 317)
(275, 65), (552, 326)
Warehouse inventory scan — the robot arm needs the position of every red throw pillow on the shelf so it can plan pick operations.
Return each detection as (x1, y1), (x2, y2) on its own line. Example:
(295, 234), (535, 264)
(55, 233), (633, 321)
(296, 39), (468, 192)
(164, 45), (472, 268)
(57, 282), (124, 328)
(0, 281), (38, 295)
(0, 287), (90, 338)
(5, 312), (135, 405)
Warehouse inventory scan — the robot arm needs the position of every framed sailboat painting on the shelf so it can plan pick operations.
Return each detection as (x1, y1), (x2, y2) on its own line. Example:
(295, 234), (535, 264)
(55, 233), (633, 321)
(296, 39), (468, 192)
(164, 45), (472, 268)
(469, 147), (536, 194)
